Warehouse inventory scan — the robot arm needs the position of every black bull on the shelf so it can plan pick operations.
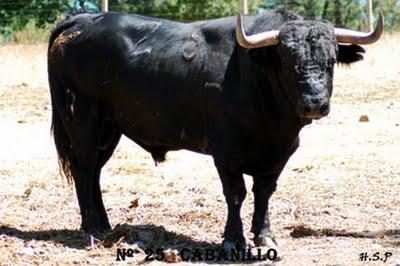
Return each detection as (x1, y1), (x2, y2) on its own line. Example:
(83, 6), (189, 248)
(47, 9), (382, 248)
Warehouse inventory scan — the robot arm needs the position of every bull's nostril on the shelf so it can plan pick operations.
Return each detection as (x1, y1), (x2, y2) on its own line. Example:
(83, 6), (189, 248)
(320, 103), (329, 115)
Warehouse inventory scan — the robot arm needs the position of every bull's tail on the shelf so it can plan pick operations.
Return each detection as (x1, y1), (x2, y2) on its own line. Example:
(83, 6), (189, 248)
(49, 74), (74, 182)
(48, 18), (84, 182)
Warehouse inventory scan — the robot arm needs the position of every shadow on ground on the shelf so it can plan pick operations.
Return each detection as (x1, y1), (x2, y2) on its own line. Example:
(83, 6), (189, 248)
(286, 224), (400, 239)
(0, 223), (219, 250)
(1, 223), (277, 264)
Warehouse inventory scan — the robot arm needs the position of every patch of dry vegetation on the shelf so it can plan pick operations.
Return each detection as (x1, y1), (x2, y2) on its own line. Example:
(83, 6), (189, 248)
(0, 34), (399, 265)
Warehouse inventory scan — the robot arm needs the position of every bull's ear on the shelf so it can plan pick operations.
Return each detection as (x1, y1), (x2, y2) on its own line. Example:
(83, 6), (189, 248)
(337, 44), (365, 65)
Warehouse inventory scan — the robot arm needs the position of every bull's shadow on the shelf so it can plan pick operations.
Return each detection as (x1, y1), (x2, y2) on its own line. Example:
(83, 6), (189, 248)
(0, 223), (270, 264)
(0, 223), (217, 250)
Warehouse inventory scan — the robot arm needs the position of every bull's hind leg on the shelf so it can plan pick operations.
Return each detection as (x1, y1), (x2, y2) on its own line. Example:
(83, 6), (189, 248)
(92, 130), (121, 230)
(60, 92), (121, 232)
(71, 135), (121, 232)
(70, 122), (121, 232)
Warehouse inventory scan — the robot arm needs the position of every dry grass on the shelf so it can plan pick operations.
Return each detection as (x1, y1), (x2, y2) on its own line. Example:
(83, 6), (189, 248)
(0, 22), (52, 45)
(0, 34), (399, 265)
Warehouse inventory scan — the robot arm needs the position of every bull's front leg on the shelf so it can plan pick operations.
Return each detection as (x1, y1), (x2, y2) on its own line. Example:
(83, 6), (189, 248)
(251, 174), (279, 247)
(216, 166), (247, 250)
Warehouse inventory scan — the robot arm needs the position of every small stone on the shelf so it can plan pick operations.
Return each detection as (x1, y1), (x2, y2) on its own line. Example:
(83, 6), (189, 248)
(359, 115), (369, 122)
(163, 248), (181, 263)
(129, 198), (139, 209)
(22, 188), (32, 199)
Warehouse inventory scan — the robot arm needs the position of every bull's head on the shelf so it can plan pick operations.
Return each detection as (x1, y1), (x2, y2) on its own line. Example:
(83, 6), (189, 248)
(236, 13), (383, 119)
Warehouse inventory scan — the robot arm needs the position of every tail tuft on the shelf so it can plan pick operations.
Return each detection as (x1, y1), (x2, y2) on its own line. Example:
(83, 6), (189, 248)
(51, 104), (74, 183)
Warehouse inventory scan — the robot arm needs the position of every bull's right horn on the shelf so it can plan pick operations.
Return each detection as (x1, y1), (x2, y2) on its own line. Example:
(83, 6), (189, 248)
(236, 14), (279, 49)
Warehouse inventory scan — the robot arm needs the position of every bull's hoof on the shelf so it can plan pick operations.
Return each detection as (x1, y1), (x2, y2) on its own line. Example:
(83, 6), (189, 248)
(253, 234), (277, 248)
(81, 222), (111, 234)
(81, 211), (111, 234)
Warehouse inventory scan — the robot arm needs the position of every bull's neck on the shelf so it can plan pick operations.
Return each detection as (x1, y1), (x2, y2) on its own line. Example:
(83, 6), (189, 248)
(237, 47), (306, 135)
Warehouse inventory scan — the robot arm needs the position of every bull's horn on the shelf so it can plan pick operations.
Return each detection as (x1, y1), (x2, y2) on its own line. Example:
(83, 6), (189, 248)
(236, 14), (279, 48)
(335, 12), (384, 45)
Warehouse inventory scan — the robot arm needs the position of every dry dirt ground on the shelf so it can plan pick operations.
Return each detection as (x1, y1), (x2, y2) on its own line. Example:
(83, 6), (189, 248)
(0, 34), (399, 265)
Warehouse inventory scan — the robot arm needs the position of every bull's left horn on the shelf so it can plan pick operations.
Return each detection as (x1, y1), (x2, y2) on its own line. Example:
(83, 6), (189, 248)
(236, 14), (279, 48)
(335, 12), (384, 45)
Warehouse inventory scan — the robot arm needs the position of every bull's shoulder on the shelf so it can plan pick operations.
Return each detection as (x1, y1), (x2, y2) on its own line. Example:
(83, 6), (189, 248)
(194, 17), (236, 47)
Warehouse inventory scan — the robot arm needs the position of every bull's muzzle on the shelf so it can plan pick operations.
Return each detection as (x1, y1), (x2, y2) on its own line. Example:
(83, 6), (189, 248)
(297, 94), (330, 119)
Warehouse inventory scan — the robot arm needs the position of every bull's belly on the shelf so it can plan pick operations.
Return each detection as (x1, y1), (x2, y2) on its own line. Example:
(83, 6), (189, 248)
(111, 102), (209, 154)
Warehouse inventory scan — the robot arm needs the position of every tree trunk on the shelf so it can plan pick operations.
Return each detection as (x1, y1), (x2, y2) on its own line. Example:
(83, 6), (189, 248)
(241, 0), (248, 14)
(322, 0), (329, 19)
(101, 0), (108, 12)
(367, 0), (373, 31)
(334, 0), (342, 26)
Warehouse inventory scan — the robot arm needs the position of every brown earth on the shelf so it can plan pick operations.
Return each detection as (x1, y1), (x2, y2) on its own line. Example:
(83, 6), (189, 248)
(0, 34), (399, 265)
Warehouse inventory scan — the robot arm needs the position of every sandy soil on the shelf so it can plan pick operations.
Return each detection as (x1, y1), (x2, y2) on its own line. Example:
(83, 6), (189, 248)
(0, 34), (399, 265)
